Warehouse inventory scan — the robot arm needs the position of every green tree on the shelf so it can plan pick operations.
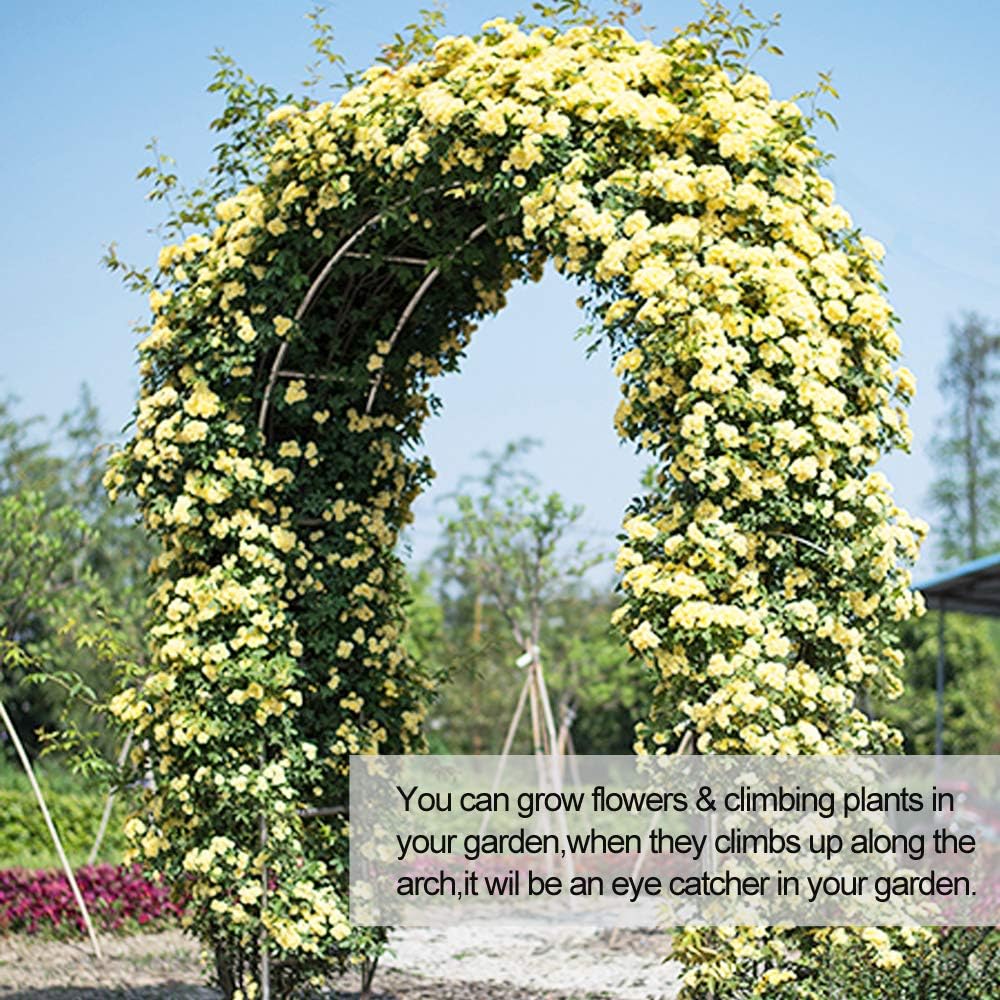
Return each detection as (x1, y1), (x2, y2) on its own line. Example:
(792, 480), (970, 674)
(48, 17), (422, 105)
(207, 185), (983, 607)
(0, 491), (91, 756)
(881, 612), (1000, 754)
(422, 440), (649, 755)
(0, 391), (152, 761)
(928, 312), (1000, 565)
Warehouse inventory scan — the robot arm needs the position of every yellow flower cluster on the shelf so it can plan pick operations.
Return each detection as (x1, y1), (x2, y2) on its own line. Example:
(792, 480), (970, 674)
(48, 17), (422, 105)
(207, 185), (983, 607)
(105, 13), (924, 996)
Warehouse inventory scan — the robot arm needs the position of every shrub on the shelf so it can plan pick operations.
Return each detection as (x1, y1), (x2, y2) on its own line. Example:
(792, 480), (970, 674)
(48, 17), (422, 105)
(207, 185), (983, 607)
(0, 780), (124, 868)
(815, 929), (999, 999)
(0, 863), (183, 937)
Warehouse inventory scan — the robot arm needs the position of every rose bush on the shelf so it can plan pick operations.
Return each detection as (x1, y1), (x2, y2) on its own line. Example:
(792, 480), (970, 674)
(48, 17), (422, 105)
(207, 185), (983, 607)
(105, 5), (925, 996)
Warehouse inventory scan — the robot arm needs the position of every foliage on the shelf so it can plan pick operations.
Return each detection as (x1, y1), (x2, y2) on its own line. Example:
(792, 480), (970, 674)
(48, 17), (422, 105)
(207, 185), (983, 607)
(104, 3), (923, 996)
(879, 612), (1000, 754)
(0, 765), (125, 868)
(811, 928), (1000, 999)
(379, 4), (447, 69)
(0, 784), (125, 867)
(0, 792), (111, 871)
(0, 863), (182, 938)
(0, 490), (90, 759)
(674, 928), (1000, 999)
(928, 312), (1000, 565)
(0, 392), (151, 761)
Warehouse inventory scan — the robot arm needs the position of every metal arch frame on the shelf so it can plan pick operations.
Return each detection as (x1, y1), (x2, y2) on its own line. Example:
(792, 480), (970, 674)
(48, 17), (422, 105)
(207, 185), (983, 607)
(363, 216), (505, 415)
(257, 209), (385, 434)
(256, 203), (509, 435)
(253, 208), (394, 1000)
(257, 185), (456, 436)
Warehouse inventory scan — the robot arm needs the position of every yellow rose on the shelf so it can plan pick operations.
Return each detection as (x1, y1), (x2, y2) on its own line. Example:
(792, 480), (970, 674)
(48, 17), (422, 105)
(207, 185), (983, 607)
(284, 380), (307, 405)
(184, 383), (220, 419)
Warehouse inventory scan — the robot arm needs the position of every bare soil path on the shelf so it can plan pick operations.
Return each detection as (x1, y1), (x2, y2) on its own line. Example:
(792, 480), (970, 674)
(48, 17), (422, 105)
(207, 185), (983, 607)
(0, 927), (680, 999)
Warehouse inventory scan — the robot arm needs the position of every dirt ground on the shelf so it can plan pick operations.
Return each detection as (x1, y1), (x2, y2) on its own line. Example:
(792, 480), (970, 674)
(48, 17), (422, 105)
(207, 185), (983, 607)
(0, 927), (678, 999)
(0, 930), (212, 998)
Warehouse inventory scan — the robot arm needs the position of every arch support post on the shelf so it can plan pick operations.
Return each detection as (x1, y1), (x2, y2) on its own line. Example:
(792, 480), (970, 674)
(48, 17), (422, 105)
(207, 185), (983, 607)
(935, 601), (947, 758)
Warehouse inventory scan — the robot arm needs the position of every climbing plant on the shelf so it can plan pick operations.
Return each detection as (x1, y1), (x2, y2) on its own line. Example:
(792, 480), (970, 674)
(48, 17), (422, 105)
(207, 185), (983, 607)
(105, 3), (927, 996)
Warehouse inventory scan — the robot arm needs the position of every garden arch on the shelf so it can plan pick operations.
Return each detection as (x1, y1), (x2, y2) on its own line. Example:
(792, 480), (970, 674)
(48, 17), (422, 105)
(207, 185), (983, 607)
(108, 15), (924, 996)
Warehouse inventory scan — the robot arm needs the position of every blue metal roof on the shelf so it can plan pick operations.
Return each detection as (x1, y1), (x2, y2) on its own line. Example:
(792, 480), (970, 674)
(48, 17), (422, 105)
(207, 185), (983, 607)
(914, 551), (1000, 617)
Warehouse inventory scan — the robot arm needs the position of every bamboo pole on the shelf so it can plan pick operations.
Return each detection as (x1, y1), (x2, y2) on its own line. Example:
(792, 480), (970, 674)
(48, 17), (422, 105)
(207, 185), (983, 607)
(0, 698), (102, 959)
(528, 666), (543, 758)
(566, 728), (583, 791)
(528, 670), (555, 876)
(478, 669), (532, 838)
(533, 657), (560, 760)
(532, 654), (575, 883)
(556, 702), (573, 758)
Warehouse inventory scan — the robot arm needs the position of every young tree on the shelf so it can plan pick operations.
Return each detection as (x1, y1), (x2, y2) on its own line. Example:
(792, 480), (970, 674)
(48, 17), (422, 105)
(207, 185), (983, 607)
(425, 440), (648, 755)
(928, 312), (1000, 565)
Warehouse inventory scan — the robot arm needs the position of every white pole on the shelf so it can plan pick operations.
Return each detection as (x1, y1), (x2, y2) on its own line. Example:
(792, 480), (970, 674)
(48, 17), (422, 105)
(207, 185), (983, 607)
(0, 697), (102, 959)
(478, 670), (532, 838)
(532, 652), (575, 882)
(87, 731), (133, 866)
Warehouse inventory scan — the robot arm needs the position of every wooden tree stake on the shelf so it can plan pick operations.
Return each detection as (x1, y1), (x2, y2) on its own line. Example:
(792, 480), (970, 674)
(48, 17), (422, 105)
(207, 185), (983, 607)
(87, 730), (133, 866)
(0, 697), (102, 959)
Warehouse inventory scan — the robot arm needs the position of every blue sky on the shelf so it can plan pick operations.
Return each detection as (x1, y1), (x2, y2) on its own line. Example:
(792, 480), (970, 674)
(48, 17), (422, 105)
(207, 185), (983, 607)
(3, 1), (999, 574)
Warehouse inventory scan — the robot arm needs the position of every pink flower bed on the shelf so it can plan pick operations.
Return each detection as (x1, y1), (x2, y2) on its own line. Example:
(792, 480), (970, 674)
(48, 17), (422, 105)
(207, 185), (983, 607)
(0, 863), (184, 936)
